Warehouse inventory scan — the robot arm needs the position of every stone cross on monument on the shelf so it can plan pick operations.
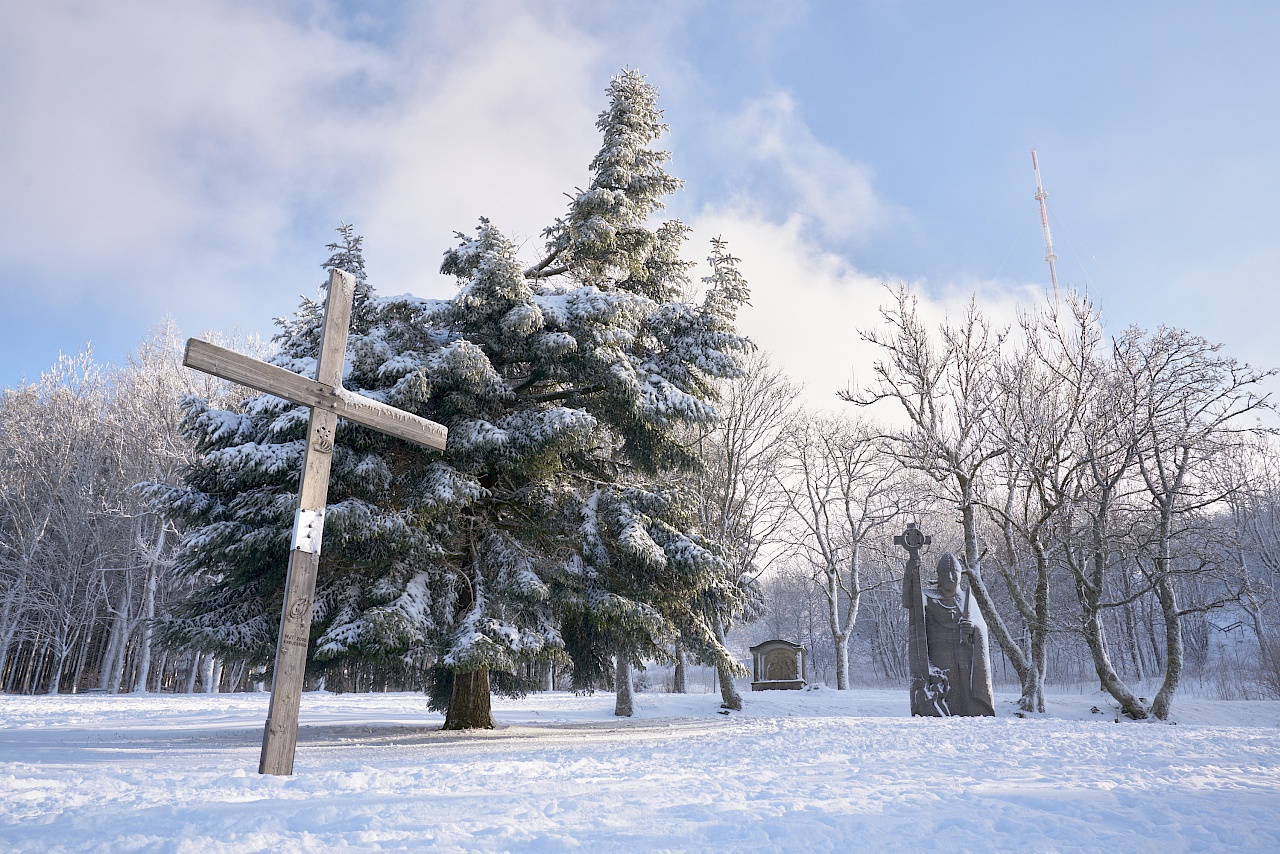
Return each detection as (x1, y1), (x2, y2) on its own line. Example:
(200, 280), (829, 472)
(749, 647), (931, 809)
(183, 269), (448, 775)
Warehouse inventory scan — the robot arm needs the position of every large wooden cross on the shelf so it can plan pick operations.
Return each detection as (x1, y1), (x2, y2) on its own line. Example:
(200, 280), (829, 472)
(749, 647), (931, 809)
(183, 268), (448, 776)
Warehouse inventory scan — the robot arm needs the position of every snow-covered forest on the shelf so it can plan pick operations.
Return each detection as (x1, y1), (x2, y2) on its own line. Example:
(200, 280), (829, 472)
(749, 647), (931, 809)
(3, 72), (1280, 729)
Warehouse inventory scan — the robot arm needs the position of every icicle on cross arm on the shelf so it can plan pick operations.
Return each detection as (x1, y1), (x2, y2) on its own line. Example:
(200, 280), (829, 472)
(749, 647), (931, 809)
(181, 269), (447, 776)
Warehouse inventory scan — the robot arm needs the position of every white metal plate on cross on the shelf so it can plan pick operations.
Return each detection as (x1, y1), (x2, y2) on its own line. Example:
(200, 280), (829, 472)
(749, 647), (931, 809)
(183, 269), (447, 775)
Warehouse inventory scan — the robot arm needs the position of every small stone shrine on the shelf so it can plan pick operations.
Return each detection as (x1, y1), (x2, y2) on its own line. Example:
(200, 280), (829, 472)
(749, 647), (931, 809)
(749, 639), (807, 690)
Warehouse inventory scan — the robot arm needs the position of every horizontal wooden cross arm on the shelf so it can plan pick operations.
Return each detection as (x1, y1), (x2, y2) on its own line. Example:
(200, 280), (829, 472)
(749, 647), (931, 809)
(184, 338), (448, 451)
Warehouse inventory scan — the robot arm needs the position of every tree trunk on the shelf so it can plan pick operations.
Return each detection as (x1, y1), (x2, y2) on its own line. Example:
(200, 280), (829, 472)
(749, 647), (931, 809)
(959, 482), (1032, 697)
(1147, 507), (1182, 720)
(1023, 538), (1050, 713)
(23, 643), (43, 694)
(0, 627), (15, 690)
(1123, 600), (1146, 679)
(70, 625), (92, 693)
(9, 644), (21, 692)
(132, 527), (165, 694)
(106, 580), (134, 695)
(672, 644), (687, 694)
(1151, 573), (1183, 720)
(46, 641), (68, 695)
(1145, 599), (1164, 672)
(185, 652), (200, 693)
(712, 617), (743, 710)
(1076, 526), (1148, 719)
(132, 564), (158, 693)
(202, 654), (218, 694)
(0, 585), (22, 681)
(100, 604), (127, 693)
(230, 659), (249, 693)
(155, 650), (170, 693)
(614, 654), (634, 717)
(26, 643), (45, 694)
(1084, 604), (1148, 716)
(716, 664), (742, 710)
(444, 668), (494, 729)
(824, 572), (851, 690)
(833, 631), (850, 690)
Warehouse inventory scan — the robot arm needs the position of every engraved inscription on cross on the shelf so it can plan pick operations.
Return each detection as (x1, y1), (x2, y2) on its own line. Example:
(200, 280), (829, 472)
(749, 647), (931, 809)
(183, 269), (448, 776)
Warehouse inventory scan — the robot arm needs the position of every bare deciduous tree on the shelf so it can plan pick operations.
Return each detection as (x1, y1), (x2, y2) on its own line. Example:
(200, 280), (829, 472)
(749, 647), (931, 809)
(693, 351), (801, 708)
(1124, 327), (1272, 718)
(0, 323), (265, 695)
(984, 295), (1097, 712)
(778, 414), (899, 689)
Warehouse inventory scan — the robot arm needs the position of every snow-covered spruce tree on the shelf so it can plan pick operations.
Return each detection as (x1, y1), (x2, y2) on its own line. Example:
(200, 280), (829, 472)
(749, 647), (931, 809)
(328, 123), (749, 725)
(152, 225), (452, 688)
(536, 73), (755, 716)
(365, 71), (753, 723)
(418, 70), (752, 723)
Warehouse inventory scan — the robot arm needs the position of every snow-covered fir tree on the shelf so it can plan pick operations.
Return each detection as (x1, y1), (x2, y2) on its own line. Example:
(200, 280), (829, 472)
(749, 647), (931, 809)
(157, 71), (753, 726)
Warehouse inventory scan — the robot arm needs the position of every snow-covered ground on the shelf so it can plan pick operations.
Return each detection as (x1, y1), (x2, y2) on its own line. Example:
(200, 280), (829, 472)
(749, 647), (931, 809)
(4, 686), (1279, 852)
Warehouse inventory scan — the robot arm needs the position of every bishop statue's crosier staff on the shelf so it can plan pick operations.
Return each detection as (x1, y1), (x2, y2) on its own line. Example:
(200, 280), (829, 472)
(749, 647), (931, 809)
(896, 523), (948, 716)
(183, 269), (448, 775)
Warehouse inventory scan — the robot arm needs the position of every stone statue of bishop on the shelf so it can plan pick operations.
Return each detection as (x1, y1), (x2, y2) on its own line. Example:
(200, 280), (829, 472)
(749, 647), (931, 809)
(903, 552), (996, 717)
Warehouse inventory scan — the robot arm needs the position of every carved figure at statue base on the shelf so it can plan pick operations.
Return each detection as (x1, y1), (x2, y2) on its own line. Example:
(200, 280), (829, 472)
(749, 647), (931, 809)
(902, 551), (996, 717)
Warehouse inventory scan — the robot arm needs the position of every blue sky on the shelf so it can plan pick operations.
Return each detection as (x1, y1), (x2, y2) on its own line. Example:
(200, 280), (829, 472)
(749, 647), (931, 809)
(3, 1), (1278, 403)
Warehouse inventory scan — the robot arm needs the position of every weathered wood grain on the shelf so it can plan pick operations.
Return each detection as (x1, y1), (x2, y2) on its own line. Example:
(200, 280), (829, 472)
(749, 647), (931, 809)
(257, 270), (357, 775)
(182, 340), (447, 451)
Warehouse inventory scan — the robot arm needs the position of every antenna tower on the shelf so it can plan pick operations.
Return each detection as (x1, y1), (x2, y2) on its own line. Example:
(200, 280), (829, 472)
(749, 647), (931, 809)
(1030, 149), (1059, 296)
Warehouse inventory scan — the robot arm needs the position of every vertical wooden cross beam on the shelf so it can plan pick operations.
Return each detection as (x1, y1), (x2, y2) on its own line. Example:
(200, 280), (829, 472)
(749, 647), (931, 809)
(257, 270), (350, 776)
(182, 268), (447, 776)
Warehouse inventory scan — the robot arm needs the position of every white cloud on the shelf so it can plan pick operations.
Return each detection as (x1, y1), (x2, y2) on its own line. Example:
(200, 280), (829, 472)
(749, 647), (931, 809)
(691, 207), (883, 410)
(1, 3), (374, 278)
(690, 205), (1038, 416)
(0, 2), (606, 333)
(352, 9), (605, 297)
(711, 92), (901, 244)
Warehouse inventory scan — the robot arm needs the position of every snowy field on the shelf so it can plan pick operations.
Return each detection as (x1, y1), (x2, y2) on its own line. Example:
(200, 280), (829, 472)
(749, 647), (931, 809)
(3, 687), (1280, 852)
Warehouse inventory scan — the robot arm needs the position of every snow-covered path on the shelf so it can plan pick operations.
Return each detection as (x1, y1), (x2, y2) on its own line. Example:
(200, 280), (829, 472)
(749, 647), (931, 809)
(4, 689), (1279, 852)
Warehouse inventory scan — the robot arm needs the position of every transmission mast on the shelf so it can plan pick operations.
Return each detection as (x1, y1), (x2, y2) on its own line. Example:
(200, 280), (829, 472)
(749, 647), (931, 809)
(1030, 149), (1059, 296)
